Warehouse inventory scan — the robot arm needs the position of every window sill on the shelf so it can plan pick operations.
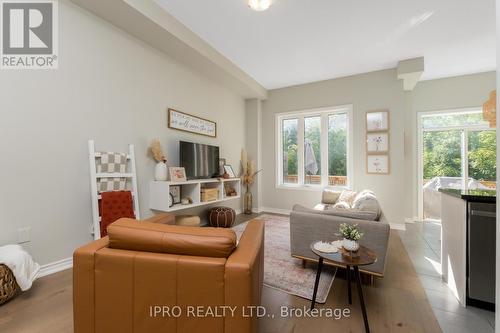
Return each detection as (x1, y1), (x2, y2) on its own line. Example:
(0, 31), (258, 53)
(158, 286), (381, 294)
(276, 184), (350, 192)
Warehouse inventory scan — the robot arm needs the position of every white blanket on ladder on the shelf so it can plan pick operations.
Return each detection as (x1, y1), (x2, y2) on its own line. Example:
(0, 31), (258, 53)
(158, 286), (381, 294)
(0, 244), (40, 291)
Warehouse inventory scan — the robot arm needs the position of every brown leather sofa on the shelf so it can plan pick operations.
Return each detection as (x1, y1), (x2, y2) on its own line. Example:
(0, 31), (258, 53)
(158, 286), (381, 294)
(73, 217), (264, 333)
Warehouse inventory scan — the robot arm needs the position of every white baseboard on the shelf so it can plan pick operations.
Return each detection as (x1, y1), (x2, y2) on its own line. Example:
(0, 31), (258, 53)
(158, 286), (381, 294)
(404, 217), (419, 223)
(390, 223), (406, 231)
(260, 207), (291, 215)
(38, 257), (73, 278)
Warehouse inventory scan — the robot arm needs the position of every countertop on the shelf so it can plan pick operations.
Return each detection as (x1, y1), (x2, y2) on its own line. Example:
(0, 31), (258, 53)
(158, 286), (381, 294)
(439, 188), (496, 203)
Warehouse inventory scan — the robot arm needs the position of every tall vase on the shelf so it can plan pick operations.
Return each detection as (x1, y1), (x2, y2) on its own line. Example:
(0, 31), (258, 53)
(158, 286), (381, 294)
(244, 185), (253, 215)
(154, 161), (168, 181)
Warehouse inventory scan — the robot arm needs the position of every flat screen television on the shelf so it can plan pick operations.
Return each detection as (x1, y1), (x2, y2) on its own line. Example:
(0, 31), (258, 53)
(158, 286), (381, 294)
(180, 141), (220, 179)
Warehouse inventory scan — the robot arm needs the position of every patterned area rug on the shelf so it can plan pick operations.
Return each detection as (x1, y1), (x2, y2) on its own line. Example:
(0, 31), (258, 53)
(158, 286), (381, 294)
(232, 214), (336, 303)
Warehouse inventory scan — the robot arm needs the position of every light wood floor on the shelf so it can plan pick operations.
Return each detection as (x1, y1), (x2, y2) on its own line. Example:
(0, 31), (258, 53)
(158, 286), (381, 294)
(0, 230), (441, 333)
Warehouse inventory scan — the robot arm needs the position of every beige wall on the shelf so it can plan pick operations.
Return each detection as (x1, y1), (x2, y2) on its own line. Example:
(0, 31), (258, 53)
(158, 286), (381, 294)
(261, 69), (410, 224)
(413, 72), (496, 112)
(245, 99), (263, 211)
(259, 70), (495, 224)
(410, 72), (496, 217)
(0, 0), (245, 265)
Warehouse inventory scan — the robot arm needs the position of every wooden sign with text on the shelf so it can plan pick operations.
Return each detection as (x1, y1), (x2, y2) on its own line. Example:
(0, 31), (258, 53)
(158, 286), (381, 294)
(168, 108), (217, 138)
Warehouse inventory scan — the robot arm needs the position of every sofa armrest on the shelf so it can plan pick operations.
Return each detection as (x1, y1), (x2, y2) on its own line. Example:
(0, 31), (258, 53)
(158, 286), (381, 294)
(290, 211), (390, 276)
(73, 237), (109, 333)
(225, 220), (264, 333)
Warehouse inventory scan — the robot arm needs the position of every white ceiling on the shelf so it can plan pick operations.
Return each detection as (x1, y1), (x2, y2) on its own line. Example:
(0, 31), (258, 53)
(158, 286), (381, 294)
(156, 0), (496, 90)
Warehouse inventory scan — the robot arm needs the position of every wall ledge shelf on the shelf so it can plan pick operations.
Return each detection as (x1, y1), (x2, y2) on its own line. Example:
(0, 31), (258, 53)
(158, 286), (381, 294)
(149, 178), (241, 212)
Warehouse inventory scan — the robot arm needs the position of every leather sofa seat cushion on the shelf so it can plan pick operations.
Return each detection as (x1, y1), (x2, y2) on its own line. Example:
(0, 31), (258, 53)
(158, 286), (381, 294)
(108, 219), (237, 258)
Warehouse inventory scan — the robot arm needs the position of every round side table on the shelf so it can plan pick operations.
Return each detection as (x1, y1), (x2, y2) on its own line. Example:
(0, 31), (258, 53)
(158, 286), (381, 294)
(310, 242), (377, 333)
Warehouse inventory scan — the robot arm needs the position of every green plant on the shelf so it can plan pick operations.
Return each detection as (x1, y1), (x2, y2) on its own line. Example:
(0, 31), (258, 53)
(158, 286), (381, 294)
(339, 223), (364, 241)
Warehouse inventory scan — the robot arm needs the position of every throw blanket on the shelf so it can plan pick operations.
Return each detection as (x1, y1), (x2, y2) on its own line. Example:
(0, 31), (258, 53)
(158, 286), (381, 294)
(100, 190), (135, 237)
(96, 152), (128, 192)
(0, 245), (40, 291)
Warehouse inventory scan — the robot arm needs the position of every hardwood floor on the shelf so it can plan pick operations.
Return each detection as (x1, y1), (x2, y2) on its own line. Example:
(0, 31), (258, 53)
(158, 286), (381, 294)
(0, 229), (441, 333)
(259, 230), (442, 333)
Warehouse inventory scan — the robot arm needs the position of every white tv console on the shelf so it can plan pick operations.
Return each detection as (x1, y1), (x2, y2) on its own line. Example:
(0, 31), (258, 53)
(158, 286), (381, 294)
(149, 178), (241, 212)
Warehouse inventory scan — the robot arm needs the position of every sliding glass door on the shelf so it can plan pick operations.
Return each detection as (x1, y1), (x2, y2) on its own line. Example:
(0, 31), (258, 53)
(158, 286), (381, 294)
(418, 110), (496, 221)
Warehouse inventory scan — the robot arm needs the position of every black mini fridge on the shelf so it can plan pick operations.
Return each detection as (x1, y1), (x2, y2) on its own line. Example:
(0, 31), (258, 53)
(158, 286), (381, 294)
(467, 202), (496, 310)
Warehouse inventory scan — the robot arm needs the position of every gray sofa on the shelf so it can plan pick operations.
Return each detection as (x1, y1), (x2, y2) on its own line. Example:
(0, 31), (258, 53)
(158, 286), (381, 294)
(290, 191), (390, 278)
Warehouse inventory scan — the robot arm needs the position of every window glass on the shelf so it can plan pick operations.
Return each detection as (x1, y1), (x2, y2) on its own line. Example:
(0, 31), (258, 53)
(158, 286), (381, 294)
(282, 119), (298, 184)
(304, 116), (321, 185)
(278, 108), (351, 188)
(328, 113), (348, 186)
(468, 130), (496, 190)
(421, 111), (488, 129)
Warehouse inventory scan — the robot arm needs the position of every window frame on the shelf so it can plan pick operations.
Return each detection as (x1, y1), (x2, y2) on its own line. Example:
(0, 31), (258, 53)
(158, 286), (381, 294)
(275, 105), (353, 191)
(417, 107), (496, 220)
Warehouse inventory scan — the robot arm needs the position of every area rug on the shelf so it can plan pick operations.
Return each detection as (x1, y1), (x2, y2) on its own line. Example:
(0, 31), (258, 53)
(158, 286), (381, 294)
(232, 214), (336, 303)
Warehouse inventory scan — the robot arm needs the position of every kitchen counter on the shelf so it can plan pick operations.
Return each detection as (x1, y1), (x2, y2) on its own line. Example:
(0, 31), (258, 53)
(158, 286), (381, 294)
(439, 188), (496, 310)
(439, 188), (496, 203)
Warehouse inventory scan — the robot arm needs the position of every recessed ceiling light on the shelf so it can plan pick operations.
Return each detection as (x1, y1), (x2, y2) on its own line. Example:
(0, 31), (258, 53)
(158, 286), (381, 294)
(248, 0), (272, 11)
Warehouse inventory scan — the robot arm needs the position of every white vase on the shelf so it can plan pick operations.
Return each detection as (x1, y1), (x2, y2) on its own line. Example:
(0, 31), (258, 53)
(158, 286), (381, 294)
(154, 161), (168, 181)
(343, 238), (360, 252)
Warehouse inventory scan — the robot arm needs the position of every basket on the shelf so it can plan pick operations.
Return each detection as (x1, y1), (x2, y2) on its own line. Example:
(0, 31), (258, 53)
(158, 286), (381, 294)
(0, 264), (20, 305)
(201, 188), (219, 202)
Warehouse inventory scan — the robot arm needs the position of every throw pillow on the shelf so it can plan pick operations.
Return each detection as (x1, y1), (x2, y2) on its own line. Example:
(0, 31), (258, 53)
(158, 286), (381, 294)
(338, 190), (357, 206)
(352, 190), (381, 219)
(321, 189), (341, 204)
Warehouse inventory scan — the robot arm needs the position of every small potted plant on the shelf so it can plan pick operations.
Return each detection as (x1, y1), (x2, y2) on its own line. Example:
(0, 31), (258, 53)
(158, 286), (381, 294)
(339, 223), (364, 252)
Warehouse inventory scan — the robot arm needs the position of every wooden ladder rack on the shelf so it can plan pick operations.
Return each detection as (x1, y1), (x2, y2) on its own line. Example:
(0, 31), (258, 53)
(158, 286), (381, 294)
(88, 140), (140, 240)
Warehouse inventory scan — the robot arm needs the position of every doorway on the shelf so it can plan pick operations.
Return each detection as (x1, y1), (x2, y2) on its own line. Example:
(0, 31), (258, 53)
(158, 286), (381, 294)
(417, 109), (496, 221)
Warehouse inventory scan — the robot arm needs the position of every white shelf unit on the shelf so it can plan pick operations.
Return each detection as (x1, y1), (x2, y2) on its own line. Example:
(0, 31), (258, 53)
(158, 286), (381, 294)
(149, 178), (241, 212)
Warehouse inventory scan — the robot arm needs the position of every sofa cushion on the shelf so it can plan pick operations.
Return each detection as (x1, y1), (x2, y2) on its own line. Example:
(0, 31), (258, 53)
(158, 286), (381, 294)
(325, 208), (378, 221)
(314, 203), (330, 210)
(332, 201), (350, 210)
(108, 218), (237, 258)
(321, 189), (341, 204)
(293, 204), (378, 221)
(338, 190), (357, 206)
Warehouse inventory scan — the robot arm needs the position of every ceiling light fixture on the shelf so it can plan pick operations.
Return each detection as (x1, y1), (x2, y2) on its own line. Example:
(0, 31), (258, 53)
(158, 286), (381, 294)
(248, 0), (272, 11)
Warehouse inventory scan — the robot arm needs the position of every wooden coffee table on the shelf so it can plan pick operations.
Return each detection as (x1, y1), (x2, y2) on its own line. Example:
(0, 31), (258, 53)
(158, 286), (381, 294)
(310, 242), (377, 333)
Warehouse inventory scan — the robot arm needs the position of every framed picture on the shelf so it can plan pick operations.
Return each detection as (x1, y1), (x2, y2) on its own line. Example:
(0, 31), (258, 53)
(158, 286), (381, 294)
(168, 108), (217, 138)
(223, 165), (236, 178)
(367, 155), (390, 174)
(169, 167), (187, 182)
(366, 132), (389, 153)
(169, 185), (181, 204)
(366, 110), (389, 132)
(219, 158), (227, 176)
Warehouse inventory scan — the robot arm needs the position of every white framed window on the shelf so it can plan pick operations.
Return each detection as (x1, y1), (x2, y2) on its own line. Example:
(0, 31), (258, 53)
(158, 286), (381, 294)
(275, 105), (353, 190)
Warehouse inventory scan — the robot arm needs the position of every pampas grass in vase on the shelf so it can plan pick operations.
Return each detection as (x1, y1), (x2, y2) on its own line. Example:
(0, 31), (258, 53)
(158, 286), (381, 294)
(241, 149), (262, 214)
(150, 139), (168, 181)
